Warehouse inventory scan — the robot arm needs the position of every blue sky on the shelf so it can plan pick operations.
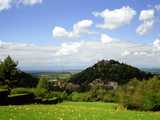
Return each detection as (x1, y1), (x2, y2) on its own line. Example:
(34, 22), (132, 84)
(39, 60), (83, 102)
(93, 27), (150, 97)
(0, 0), (160, 70)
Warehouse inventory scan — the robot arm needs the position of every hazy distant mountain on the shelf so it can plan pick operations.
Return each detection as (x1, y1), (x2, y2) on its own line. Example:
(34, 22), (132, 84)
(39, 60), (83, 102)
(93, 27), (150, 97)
(141, 68), (160, 74)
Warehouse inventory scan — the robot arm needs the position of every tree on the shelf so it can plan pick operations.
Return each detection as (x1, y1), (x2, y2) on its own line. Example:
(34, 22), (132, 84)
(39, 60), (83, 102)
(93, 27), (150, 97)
(37, 77), (48, 89)
(0, 56), (19, 88)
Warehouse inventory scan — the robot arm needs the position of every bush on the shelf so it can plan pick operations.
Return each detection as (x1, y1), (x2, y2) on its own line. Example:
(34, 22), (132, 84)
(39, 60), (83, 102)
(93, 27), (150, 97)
(45, 91), (68, 100)
(116, 76), (160, 111)
(10, 88), (64, 104)
(11, 87), (49, 99)
(41, 97), (62, 104)
(0, 89), (9, 99)
(67, 84), (117, 102)
(32, 88), (48, 98)
(68, 92), (90, 102)
(37, 77), (49, 89)
(103, 91), (116, 102)
(0, 85), (8, 89)
(87, 84), (110, 102)
(8, 93), (35, 105)
(11, 88), (33, 95)
(0, 89), (9, 105)
(65, 83), (80, 93)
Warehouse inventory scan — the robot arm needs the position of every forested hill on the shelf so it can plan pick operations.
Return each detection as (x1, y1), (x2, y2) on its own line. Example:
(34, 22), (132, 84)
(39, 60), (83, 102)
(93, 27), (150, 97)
(70, 59), (153, 85)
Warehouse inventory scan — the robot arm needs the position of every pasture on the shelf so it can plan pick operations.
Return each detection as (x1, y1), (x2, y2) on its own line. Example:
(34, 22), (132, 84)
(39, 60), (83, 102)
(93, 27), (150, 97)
(0, 102), (160, 120)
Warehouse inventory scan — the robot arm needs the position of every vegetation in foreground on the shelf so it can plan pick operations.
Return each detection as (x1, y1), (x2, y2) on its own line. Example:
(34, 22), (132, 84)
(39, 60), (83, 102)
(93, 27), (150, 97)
(0, 102), (160, 120)
(0, 56), (160, 111)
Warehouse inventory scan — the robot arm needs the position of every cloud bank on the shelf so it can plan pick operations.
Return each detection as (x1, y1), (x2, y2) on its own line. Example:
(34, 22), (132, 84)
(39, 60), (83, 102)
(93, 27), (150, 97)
(0, 36), (160, 70)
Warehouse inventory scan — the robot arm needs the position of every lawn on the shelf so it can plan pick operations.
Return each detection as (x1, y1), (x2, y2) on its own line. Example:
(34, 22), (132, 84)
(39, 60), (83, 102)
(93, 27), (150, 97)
(0, 102), (160, 120)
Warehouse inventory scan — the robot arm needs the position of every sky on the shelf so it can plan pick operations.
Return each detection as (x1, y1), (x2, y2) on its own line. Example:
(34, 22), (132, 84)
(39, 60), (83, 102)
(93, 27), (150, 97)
(0, 0), (160, 70)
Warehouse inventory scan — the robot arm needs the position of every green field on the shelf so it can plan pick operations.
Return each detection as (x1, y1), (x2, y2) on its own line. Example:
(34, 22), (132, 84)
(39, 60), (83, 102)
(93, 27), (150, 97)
(0, 102), (160, 120)
(32, 72), (74, 80)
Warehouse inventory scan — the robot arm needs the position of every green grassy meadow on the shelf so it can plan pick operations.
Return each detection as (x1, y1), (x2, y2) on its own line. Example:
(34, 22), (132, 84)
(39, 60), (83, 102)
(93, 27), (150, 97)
(32, 72), (73, 81)
(0, 102), (160, 120)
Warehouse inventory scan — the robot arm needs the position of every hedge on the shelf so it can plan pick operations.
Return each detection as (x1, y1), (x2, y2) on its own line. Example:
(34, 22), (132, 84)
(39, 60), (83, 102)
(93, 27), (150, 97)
(8, 93), (35, 105)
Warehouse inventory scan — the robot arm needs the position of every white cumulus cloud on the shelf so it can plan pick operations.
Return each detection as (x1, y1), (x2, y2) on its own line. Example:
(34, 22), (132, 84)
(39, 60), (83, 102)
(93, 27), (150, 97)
(136, 20), (154, 35)
(0, 0), (42, 12)
(121, 50), (131, 57)
(93, 6), (136, 30)
(52, 27), (71, 38)
(136, 9), (155, 35)
(139, 9), (155, 21)
(155, 4), (160, 11)
(153, 38), (160, 50)
(55, 42), (82, 56)
(52, 19), (93, 39)
(19, 0), (42, 6)
(0, 0), (12, 11)
(100, 34), (113, 44)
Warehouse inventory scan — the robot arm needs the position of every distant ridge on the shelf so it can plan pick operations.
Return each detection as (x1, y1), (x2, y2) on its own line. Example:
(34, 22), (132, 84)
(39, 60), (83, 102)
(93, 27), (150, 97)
(141, 68), (160, 74)
(70, 59), (153, 85)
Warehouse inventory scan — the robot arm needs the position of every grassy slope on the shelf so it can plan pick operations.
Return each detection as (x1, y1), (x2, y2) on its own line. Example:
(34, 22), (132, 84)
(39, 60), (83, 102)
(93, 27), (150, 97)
(33, 72), (73, 80)
(0, 102), (160, 120)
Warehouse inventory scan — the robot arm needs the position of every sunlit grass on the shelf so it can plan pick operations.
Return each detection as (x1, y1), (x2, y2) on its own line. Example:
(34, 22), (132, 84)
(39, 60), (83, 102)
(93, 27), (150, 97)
(0, 102), (159, 120)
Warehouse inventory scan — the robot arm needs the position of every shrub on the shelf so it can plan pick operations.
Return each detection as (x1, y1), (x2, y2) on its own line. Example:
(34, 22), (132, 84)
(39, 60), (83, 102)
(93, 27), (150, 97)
(0, 89), (9, 105)
(37, 77), (49, 89)
(68, 92), (90, 102)
(116, 76), (160, 111)
(41, 97), (61, 104)
(65, 83), (80, 93)
(8, 93), (35, 105)
(11, 88), (33, 95)
(11, 87), (49, 99)
(0, 85), (8, 89)
(103, 91), (116, 102)
(45, 91), (68, 100)
(0, 89), (9, 99)
(88, 84), (109, 101)
(67, 84), (116, 102)
(33, 88), (48, 98)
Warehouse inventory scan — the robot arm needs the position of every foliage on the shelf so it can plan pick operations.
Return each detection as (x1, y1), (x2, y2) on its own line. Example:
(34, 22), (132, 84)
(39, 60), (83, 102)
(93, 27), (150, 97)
(65, 83), (81, 93)
(0, 56), (38, 89)
(11, 88), (34, 95)
(10, 87), (47, 99)
(70, 59), (152, 86)
(0, 56), (19, 88)
(0, 89), (9, 99)
(8, 93), (35, 105)
(116, 76), (160, 111)
(41, 98), (61, 104)
(32, 88), (48, 98)
(0, 85), (8, 89)
(68, 85), (116, 102)
(17, 72), (38, 88)
(68, 92), (90, 101)
(37, 77), (49, 89)
(33, 72), (73, 81)
(45, 91), (68, 100)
